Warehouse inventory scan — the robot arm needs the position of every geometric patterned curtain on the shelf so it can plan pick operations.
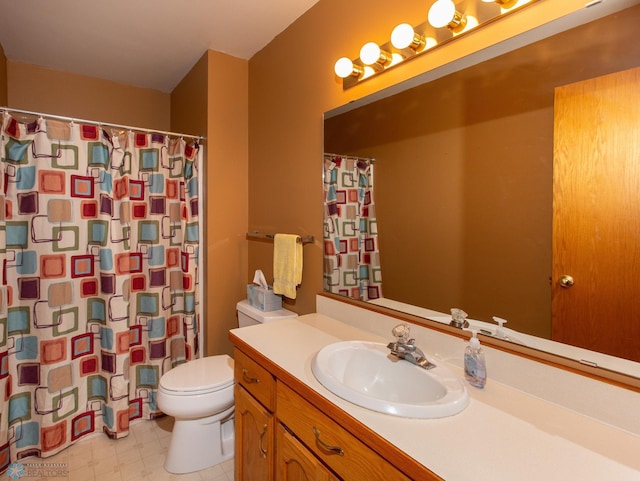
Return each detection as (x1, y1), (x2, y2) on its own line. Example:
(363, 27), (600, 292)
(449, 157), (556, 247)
(323, 154), (382, 301)
(0, 111), (201, 467)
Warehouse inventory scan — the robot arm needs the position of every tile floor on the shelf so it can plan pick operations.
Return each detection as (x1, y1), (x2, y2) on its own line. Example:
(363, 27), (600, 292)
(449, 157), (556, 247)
(14, 417), (234, 481)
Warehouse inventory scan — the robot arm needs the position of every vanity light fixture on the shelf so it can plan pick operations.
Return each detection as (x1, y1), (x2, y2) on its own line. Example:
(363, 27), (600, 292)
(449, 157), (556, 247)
(333, 0), (538, 89)
(428, 0), (467, 32)
(334, 57), (364, 79)
(359, 42), (393, 66)
(391, 23), (426, 51)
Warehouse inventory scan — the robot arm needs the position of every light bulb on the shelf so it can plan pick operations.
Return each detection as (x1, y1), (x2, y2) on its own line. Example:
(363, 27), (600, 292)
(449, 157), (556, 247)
(428, 0), (456, 28)
(334, 57), (355, 78)
(391, 24), (415, 49)
(428, 0), (467, 32)
(360, 42), (383, 65)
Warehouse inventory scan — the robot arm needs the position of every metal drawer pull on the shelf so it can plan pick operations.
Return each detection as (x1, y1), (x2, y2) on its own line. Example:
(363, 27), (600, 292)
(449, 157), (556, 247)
(242, 368), (259, 384)
(312, 427), (344, 456)
(259, 424), (268, 458)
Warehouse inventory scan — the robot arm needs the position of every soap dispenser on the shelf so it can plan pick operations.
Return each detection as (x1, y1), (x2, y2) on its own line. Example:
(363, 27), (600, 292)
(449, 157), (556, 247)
(464, 329), (487, 388)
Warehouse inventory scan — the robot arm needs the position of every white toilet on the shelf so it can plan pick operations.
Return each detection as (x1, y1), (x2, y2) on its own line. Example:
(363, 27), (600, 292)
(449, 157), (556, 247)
(157, 300), (297, 474)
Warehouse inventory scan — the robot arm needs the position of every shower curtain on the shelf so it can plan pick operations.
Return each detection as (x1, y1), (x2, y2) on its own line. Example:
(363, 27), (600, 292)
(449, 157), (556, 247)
(0, 111), (202, 467)
(323, 154), (382, 300)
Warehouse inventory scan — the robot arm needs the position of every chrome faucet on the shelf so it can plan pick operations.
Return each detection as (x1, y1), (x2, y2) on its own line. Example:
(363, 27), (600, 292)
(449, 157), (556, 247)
(386, 324), (436, 370)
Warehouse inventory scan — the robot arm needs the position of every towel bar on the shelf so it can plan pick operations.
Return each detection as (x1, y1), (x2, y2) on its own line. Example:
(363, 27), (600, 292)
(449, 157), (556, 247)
(246, 232), (314, 245)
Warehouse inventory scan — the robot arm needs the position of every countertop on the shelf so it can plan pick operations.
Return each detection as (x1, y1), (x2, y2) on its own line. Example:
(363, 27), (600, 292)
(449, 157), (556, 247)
(230, 313), (640, 481)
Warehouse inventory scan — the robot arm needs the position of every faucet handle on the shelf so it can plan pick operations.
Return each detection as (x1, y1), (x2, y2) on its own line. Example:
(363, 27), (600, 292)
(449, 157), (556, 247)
(391, 323), (411, 343)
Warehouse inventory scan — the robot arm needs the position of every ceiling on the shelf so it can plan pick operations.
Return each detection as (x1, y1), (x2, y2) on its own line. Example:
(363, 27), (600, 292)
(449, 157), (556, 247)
(0, 0), (320, 93)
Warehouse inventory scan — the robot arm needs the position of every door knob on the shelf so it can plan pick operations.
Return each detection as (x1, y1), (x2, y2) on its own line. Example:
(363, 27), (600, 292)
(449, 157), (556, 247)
(559, 275), (574, 288)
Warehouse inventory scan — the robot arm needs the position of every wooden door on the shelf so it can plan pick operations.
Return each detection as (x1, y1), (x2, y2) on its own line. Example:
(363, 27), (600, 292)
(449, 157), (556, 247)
(235, 384), (275, 481)
(276, 425), (338, 481)
(552, 66), (640, 362)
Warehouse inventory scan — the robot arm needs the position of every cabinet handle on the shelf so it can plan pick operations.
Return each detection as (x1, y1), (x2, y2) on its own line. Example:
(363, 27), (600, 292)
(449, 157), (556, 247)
(242, 368), (260, 384)
(312, 427), (344, 456)
(259, 424), (268, 458)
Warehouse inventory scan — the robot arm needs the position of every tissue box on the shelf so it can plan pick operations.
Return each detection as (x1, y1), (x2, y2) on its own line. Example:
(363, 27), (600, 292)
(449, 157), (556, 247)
(247, 284), (282, 312)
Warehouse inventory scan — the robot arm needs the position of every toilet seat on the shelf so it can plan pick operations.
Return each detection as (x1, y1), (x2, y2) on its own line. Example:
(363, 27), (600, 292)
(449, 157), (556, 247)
(159, 355), (234, 396)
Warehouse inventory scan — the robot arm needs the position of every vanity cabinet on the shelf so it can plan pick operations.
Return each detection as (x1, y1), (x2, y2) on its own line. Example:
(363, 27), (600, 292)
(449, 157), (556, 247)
(232, 344), (441, 481)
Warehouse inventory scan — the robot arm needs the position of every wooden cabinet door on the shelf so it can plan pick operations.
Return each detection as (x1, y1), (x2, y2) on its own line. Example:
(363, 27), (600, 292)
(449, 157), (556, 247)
(235, 384), (275, 481)
(276, 424), (338, 481)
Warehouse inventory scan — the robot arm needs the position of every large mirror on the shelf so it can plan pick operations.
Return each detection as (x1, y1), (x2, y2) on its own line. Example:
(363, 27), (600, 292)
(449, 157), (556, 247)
(323, 1), (640, 378)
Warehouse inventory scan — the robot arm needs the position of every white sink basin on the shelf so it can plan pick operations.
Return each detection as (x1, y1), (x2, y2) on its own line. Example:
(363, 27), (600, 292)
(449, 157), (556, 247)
(311, 340), (469, 419)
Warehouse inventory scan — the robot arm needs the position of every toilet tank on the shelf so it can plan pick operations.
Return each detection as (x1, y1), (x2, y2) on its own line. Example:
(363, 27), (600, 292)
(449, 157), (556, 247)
(236, 300), (297, 327)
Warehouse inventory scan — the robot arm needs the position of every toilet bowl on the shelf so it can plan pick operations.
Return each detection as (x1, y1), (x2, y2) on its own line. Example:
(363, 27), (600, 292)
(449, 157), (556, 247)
(157, 355), (235, 473)
(157, 300), (297, 474)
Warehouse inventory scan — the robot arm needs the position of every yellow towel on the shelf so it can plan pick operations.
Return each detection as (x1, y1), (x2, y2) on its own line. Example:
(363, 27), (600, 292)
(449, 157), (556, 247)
(273, 233), (303, 299)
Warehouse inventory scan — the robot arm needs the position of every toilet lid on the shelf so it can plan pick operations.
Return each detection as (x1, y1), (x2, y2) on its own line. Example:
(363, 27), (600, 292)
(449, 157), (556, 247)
(159, 355), (234, 393)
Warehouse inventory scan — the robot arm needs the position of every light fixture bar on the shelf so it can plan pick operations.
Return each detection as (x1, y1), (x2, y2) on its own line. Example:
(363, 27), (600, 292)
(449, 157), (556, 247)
(333, 0), (538, 89)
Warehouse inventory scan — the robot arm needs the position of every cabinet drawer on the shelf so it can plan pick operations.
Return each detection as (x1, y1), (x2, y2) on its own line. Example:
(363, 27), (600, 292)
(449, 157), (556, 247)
(277, 382), (411, 481)
(276, 424), (338, 481)
(234, 348), (276, 411)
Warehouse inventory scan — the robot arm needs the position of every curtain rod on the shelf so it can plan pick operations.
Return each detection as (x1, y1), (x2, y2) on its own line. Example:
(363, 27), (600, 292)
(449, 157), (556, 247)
(0, 106), (206, 141)
(324, 152), (375, 163)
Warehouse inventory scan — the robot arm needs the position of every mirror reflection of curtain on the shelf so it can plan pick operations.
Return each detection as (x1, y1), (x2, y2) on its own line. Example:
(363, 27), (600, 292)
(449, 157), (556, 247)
(323, 154), (382, 301)
(0, 112), (201, 464)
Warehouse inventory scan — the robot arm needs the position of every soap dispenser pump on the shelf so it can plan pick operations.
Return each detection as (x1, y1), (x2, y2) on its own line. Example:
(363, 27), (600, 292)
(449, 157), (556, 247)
(492, 316), (508, 339)
(464, 329), (487, 388)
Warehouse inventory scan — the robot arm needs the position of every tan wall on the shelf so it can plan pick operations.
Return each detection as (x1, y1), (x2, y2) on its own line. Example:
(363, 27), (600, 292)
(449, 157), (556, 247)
(247, 0), (596, 315)
(203, 50), (249, 357)
(171, 50), (249, 357)
(0, 43), (7, 106)
(7, 61), (170, 129)
(169, 53), (210, 355)
(206, 51), (249, 356)
(170, 55), (208, 139)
